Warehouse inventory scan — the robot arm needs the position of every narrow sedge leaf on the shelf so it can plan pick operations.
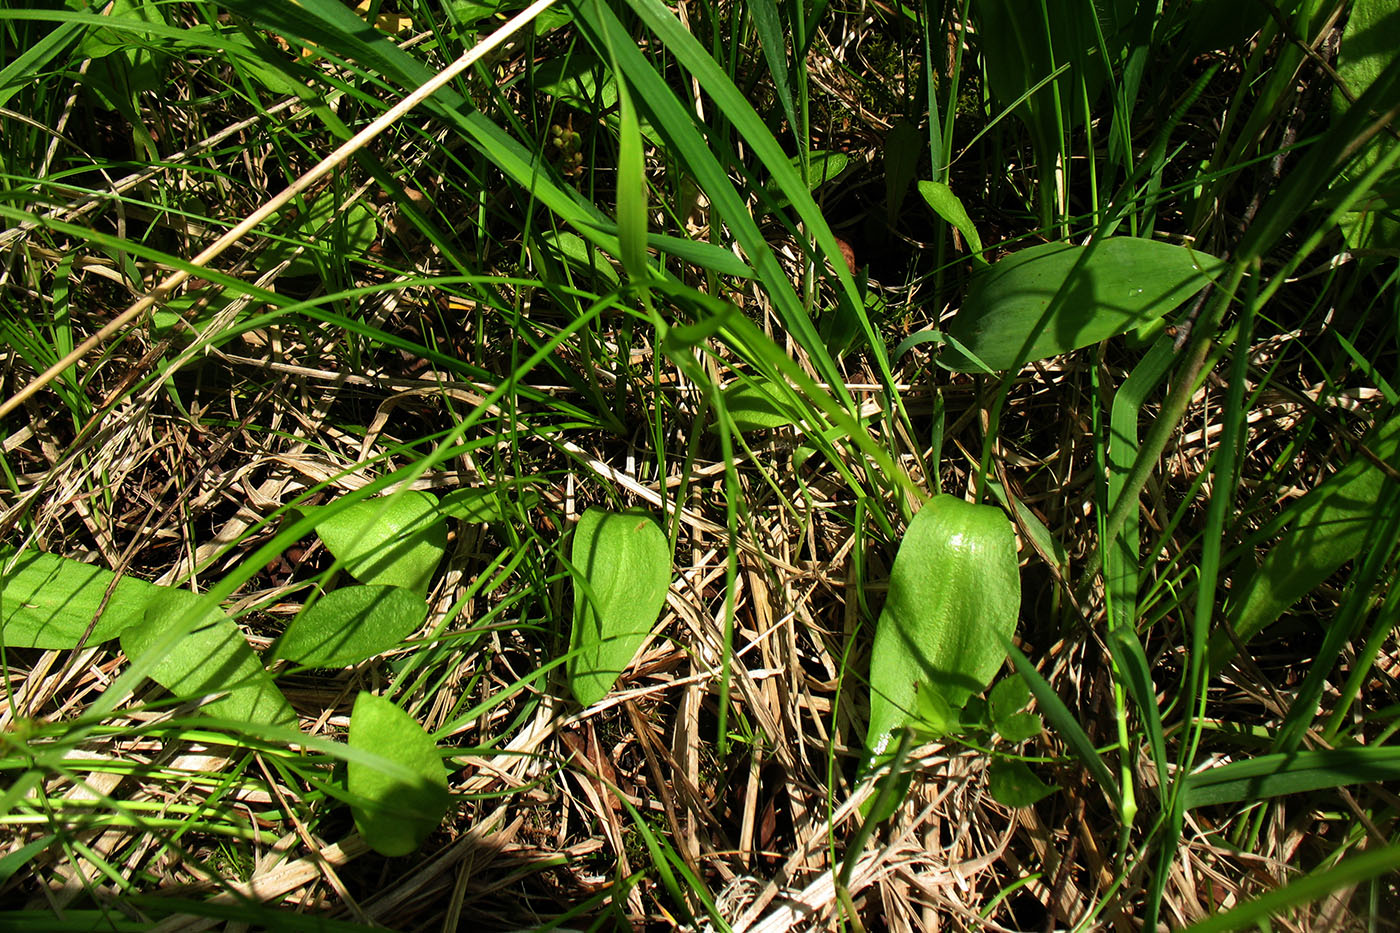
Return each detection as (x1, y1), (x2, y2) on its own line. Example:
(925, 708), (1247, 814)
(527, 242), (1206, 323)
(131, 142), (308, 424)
(1184, 845), (1400, 933)
(1006, 640), (1121, 810)
(1182, 747), (1400, 810)
(2, 549), (164, 648)
(272, 585), (427, 668)
(748, 0), (796, 138)
(1215, 410), (1400, 670)
(568, 508), (671, 707)
(120, 598), (296, 728)
(0, 835), (54, 887)
(867, 496), (1020, 762)
(348, 691), (451, 857)
(612, 72), (648, 283)
(304, 491), (447, 596)
(883, 121), (923, 226)
(941, 238), (1223, 372)
(917, 180), (987, 264)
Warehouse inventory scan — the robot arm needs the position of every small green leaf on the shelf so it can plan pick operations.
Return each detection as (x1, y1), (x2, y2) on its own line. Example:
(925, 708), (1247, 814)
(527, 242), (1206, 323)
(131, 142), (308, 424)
(348, 691), (451, 856)
(304, 491), (447, 597)
(998, 712), (1042, 744)
(568, 508), (671, 707)
(760, 151), (849, 212)
(917, 180), (987, 264)
(990, 674), (1040, 741)
(940, 238), (1223, 372)
(2, 550), (162, 648)
(539, 231), (620, 287)
(911, 682), (960, 740)
(867, 495), (1021, 762)
(120, 598), (296, 728)
(987, 759), (1057, 808)
(272, 585), (427, 668)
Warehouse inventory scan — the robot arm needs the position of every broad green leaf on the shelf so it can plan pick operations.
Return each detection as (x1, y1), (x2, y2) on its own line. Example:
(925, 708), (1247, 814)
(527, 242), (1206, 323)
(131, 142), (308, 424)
(445, 0), (499, 28)
(303, 491), (446, 596)
(68, 0), (163, 58)
(1333, 0), (1400, 253)
(940, 238), (1222, 372)
(715, 380), (799, 433)
(1181, 0), (1273, 55)
(120, 598), (296, 728)
(439, 485), (541, 523)
(568, 508), (671, 707)
(534, 51), (619, 110)
(2, 550), (164, 648)
(867, 495), (1020, 761)
(988, 759), (1058, 808)
(538, 230), (620, 287)
(917, 180), (987, 264)
(264, 190), (379, 277)
(1214, 410), (1400, 670)
(348, 691), (451, 856)
(272, 585), (427, 668)
(66, 0), (165, 110)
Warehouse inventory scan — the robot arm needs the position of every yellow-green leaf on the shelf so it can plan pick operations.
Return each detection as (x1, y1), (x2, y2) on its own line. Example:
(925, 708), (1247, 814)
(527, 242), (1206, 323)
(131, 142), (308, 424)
(120, 598), (296, 728)
(272, 585), (427, 668)
(348, 691), (451, 856)
(568, 508), (671, 707)
(303, 491), (446, 597)
(867, 495), (1020, 760)
(2, 550), (161, 648)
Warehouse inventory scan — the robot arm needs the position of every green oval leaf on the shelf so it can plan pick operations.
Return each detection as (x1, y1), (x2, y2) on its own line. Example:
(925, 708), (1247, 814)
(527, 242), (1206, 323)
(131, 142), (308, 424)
(715, 380), (799, 433)
(867, 495), (1020, 760)
(304, 491), (446, 596)
(264, 191), (379, 277)
(568, 508), (671, 707)
(272, 585), (427, 668)
(940, 238), (1223, 372)
(120, 597), (296, 728)
(439, 484), (541, 523)
(348, 691), (451, 857)
(987, 759), (1057, 808)
(2, 550), (162, 648)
